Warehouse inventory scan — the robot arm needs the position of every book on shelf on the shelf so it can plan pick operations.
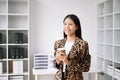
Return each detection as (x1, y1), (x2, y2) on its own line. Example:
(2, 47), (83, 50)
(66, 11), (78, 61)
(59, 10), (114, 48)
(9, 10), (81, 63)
(13, 60), (23, 74)
(0, 62), (3, 74)
(0, 47), (3, 59)
(0, 33), (2, 44)
(14, 33), (23, 44)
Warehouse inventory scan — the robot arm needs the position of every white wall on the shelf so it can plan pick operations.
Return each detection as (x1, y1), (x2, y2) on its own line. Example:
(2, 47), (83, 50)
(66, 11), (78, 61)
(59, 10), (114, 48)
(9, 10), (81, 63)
(30, 0), (97, 80)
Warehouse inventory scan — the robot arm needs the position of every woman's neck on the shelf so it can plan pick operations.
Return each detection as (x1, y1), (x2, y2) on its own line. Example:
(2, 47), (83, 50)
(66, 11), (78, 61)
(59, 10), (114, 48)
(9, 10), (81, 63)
(67, 35), (76, 42)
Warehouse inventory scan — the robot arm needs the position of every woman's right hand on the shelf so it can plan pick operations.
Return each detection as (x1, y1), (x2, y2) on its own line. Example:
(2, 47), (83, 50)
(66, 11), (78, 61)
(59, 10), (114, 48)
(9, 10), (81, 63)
(55, 50), (65, 64)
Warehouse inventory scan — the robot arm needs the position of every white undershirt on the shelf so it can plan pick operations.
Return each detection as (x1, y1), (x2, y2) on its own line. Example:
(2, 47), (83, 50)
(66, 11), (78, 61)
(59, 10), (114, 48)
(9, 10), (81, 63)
(63, 41), (74, 72)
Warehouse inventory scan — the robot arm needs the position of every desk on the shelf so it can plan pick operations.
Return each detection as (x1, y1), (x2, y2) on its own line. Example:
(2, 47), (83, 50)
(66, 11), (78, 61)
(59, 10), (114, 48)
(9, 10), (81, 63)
(33, 68), (101, 80)
(33, 68), (58, 80)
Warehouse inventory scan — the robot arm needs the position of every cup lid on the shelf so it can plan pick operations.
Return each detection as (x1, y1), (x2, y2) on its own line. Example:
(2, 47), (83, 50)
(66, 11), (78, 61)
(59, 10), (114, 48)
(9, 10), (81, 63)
(57, 48), (65, 51)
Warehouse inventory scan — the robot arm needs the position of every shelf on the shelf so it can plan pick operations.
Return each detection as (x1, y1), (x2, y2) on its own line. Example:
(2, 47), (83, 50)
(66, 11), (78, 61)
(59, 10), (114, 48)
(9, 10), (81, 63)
(97, 17), (104, 29)
(114, 14), (120, 29)
(114, 46), (120, 63)
(104, 60), (113, 76)
(0, 0), (29, 80)
(97, 30), (104, 43)
(104, 0), (113, 14)
(8, 45), (28, 59)
(8, 15), (28, 29)
(97, 3), (104, 16)
(114, 0), (120, 12)
(0, 61), (7, 74)
(8, 75), (28, 80)
(8, 60), (28, 74)
(104, 30), (113, 44)
(97, 57), (104, 71)
(0, 0), (7, 14)
(0, 15), (7, 29)
(8, 58), (28, 61)
(8, 0), (28, 14)
(8, 0), (28, 2)
(8, 30), (28, 44)
(0, 30), (7, 44)
(8, 13), (29, 16)
(104, 45), (113, 60)
(114, 30), (120, 45)
(114, 62), (120, 80)
(0, 13), (7, 16)
(97, 44), (104, 57)
(97, 0), (120, 79)
(0, 45), (7, 59)
(104, 15), (113, 29)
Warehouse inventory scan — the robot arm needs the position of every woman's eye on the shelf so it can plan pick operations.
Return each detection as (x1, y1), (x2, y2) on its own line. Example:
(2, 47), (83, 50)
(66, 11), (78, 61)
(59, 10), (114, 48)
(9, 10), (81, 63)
(69, 24), (72, 26)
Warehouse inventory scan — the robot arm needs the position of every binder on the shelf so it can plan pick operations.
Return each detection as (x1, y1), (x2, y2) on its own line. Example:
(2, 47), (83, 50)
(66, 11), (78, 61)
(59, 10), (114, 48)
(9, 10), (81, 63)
(14, 33), (19, 43)
(14, 33), (23, 43)
(10, 47), (16, 59)
(0, 47), (3, 59)
(19, 48), (24, 58)
(0, 33), (2, 44)
(13, 61), (23, 74)
(18, 33), (23, 43)
(15, 47), (19, 59)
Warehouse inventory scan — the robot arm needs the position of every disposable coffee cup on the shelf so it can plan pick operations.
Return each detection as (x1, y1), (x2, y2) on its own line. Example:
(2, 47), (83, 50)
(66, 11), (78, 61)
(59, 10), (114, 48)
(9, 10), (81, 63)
(57, 48), (65, 56)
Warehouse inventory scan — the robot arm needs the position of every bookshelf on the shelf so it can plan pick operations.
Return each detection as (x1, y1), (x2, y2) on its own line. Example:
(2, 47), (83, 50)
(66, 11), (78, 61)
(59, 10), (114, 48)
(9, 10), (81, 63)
(97, 0), (120, 80)
(0, 0), (29, 80)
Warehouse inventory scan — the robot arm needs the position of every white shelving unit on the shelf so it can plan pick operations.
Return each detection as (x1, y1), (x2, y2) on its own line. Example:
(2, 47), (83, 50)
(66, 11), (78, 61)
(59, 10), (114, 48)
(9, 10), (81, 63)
(0, 0), (29, 80)
(97, 0), (120, 80)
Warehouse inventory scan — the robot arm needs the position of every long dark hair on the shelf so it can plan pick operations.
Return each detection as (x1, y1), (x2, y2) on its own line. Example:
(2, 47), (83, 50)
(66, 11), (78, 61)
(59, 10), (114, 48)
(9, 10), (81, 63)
(63, 14), (83, 39)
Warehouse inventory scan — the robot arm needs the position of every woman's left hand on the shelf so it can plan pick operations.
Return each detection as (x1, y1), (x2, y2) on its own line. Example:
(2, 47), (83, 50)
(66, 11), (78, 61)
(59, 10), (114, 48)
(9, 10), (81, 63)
(62, 54), (69, 65)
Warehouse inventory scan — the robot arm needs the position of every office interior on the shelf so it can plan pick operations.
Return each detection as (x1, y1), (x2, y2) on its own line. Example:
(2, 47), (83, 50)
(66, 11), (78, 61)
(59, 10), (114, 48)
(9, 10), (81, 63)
(0, 0), (120, 80)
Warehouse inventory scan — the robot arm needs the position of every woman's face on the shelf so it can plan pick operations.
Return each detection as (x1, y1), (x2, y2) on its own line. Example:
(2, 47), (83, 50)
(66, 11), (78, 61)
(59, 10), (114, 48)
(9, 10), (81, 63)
(64, 17), (78, 36)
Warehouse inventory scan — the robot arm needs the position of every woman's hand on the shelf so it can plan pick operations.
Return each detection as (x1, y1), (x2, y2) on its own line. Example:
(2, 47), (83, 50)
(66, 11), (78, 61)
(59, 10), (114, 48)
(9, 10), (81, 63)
(55, 50), (69, 65)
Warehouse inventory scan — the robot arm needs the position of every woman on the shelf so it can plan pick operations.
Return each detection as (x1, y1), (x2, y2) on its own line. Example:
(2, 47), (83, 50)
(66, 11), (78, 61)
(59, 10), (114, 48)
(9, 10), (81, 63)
(53, 14), (91, 80)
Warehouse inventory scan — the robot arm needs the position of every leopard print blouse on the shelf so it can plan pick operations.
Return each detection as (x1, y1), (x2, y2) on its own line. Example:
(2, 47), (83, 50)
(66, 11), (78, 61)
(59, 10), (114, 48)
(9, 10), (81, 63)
(53, 37), (91, 80)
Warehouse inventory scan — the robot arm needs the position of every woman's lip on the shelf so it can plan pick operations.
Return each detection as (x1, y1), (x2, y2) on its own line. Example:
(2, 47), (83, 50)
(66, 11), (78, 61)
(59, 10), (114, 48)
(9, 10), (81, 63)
(65, 30), (71, 33)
